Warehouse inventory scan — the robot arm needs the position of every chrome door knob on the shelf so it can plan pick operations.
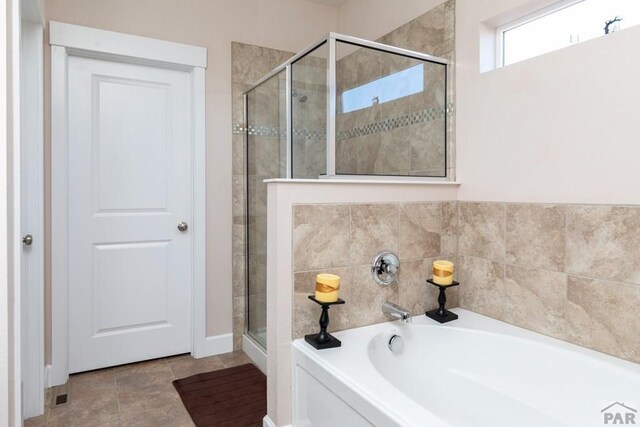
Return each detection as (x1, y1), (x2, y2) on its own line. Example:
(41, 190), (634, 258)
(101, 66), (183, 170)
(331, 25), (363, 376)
(22, 234), (33, 246)
(177, 222), (188, 232)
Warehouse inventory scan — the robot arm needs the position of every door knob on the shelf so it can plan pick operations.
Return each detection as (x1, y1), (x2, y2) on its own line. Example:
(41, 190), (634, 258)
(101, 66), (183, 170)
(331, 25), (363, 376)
(22, 234), (33, 246)
(177, 222), (188, 232)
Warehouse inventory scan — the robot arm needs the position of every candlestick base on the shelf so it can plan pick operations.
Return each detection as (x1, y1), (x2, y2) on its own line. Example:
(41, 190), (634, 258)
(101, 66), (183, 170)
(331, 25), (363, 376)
(425, 279), (459, 324)
(304, 333), (342, 350)
(425, 308), (458, 323)
(305, 296), (345, 350)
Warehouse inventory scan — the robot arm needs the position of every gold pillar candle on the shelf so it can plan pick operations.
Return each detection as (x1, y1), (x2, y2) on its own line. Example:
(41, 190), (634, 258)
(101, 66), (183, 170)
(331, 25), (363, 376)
(315, 274), (341, 302)
(432, 260), (454, 285)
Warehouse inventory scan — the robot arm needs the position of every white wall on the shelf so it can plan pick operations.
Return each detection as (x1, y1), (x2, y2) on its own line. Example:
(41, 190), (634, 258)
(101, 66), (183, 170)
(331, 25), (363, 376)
(43, 0), (339, 356)
(338, 0), (445, 39)
(456, 0), (640, 205)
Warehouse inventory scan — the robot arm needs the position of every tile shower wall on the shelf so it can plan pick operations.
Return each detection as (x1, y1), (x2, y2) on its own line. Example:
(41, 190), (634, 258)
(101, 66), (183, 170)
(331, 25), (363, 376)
(291, 54), (328, 179)
(457, 202), (640, 364)
(291, 202), (458, 339)
(335, 0), (455, 177)
(232, 42), (294, 350)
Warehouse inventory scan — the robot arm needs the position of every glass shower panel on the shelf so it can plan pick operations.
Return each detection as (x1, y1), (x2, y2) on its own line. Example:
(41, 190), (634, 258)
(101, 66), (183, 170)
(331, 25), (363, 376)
(291, 43), (328, 179)
(335, 41), (447, 177)
(245, 70), (287, 349)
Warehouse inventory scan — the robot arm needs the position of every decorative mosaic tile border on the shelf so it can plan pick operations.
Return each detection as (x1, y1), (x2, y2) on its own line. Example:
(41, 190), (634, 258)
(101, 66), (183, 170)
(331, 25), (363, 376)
(233, 104), (454, 141)
(232, 124), (326, 140)
(336, 105), (451, 141)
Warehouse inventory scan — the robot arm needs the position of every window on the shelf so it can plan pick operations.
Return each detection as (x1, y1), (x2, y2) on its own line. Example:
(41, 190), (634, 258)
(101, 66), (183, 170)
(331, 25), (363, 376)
(341, 63), (424, 113)
(498, 0), (640, 67)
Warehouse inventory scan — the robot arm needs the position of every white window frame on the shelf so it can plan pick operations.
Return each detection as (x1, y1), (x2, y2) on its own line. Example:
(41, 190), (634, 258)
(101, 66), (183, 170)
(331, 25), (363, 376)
(496, 0), (585, 68)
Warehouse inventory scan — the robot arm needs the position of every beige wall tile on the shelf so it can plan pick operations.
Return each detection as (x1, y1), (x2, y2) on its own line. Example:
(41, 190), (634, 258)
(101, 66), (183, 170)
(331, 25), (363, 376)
(504, 265), (566, 339)
(506, 204), (565, 271)
(232, 254), (245, 298)
(350, 204), (399, 266)
(356, 135), (382, 174)
(409, 120), (446, 176)
(567, 276), (640, 363)
(441, 201), (458, 257)
(398, 258), (440, 315)
(398, 203), (441, 260)
(458, 256), (505, 320)
(378, 3), (445, 55)
(293, 204), (350, 271)
(232, 223), (244, 255)
(232, 175), (245, 218)
(377, 130), (411, 175)
(443, 0), (455, 54)
(232, 134), (245, 176)
(566, 206), (640, 285)
(335, 138), (358, 173)
(232, 295), (245, 350)
(349, 264), (399, 328)
(459, 202), (505, 262)
(231, 42), (293, 85)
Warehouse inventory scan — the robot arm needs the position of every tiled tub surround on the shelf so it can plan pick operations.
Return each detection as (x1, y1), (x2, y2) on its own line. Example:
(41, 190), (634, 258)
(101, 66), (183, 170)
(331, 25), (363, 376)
(458, 202), (640, 364)
(292, 202), (459, 339)
(292, 201), (640, 364)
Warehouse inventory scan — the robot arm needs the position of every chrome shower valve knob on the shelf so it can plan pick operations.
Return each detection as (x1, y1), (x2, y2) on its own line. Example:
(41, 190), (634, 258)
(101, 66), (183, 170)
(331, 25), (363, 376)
(372, 250), (400, 286)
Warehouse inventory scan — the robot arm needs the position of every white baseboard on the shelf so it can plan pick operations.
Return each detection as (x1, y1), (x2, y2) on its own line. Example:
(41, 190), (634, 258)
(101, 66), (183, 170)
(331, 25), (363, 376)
(264, 415), (286, 427)
(199, 333), (233, 357)
(44, 365), (52, 388)
(242, 334), (267, 374)
(263, 415), (291, 427)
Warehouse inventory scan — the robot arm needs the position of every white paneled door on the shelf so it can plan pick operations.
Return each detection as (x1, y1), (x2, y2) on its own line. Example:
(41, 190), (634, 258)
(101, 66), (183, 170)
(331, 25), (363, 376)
(67, 55), (192, 373)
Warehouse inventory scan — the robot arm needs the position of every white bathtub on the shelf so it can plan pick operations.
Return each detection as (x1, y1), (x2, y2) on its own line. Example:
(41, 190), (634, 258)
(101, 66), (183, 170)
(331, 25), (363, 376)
(292, 308), (640, 427)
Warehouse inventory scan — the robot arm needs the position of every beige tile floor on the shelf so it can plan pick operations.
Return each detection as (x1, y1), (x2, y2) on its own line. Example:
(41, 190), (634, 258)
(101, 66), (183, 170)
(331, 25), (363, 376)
(25, 351), (253, 427)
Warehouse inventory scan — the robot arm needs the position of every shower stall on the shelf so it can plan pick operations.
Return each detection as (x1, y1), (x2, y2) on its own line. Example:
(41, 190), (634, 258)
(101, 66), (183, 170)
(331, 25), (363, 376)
(243, 33), (449, 351)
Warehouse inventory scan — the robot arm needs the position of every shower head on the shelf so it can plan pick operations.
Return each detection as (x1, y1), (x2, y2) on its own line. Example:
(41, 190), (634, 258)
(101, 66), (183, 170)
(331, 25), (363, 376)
(292, 90), (308, 103)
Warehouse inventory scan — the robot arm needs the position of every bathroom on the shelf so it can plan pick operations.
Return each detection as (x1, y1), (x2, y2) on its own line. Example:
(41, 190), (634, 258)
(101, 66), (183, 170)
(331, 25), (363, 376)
(2, 0), (640, 426)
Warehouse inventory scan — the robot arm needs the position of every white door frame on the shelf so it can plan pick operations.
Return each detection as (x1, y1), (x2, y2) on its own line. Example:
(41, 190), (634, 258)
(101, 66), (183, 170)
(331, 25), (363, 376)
(50, 21), (207, 386)
(4, 0), (23, 424)
(20, 0), (45, 418)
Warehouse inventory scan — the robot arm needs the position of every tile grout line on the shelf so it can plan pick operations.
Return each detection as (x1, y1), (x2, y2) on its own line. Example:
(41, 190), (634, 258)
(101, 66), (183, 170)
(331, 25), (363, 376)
(503, 203), (507, 318)
(166, 358), (176, 380)
(563, 205), (570, 344)
(114, 367), (122, 422)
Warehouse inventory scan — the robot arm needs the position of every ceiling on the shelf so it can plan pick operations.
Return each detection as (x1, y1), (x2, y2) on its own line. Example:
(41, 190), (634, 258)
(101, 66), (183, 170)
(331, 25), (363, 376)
(306, 0), (348, 7)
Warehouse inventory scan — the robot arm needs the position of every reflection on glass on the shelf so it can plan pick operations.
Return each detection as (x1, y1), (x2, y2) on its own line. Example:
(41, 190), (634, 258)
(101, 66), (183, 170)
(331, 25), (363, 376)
(335, 41), (446, 177)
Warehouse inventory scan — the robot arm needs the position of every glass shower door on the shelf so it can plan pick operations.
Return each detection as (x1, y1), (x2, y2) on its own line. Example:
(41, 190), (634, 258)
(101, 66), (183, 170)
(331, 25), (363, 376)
(245, 70), (287, 350)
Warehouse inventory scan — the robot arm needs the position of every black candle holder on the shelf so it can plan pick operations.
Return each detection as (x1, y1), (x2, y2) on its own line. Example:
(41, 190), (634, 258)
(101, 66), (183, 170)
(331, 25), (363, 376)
(425, 279), (459, 323)
(304, 296), (345, 350)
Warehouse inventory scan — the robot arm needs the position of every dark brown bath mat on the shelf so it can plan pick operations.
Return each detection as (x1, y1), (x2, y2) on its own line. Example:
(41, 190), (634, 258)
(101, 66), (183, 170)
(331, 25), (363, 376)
(173, 363), (266, 427)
